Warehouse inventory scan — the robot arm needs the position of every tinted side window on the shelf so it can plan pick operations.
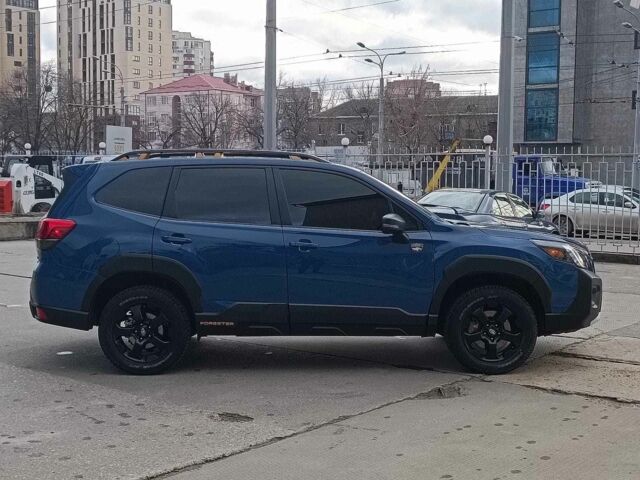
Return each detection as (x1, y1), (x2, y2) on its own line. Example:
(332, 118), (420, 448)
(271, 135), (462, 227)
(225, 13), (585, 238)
(280, 169), (390, 231)
(96, 167), (171, 216)
(171, 168), (271, 225)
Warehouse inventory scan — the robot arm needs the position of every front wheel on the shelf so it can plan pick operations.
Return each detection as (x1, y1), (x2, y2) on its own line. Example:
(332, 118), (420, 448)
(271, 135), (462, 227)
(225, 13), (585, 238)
(445, 286), (538, 375)
(98, 286), (192, 375)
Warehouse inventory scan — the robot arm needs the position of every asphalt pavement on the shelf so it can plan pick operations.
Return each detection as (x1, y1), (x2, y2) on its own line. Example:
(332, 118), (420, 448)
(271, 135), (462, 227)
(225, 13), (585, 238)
(0, 241), (639, 480)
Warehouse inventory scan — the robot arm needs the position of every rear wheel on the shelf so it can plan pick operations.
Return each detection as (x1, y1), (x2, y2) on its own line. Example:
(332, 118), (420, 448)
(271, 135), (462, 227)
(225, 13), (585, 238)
(553, 215), (574, 237)
(98, 286), (191, 375)
(445, 286), (537, 375)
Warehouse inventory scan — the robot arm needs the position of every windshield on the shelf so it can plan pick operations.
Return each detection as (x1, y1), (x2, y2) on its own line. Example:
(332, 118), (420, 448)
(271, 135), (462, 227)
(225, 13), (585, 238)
(418, 191), (485, 212)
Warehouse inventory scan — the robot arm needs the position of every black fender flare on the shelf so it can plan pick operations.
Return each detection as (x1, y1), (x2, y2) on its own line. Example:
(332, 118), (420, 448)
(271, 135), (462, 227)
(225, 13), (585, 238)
(429, 255), (552, 317)
(81, 255), (203, 313)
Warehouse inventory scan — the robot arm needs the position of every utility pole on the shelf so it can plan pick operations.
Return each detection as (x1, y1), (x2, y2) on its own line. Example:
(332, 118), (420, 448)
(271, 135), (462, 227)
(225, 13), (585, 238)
(496, 0), (515, 192)
(615, 1), (640, 164)
(356, 42), (405, 173)
(264, 0), (277, 150)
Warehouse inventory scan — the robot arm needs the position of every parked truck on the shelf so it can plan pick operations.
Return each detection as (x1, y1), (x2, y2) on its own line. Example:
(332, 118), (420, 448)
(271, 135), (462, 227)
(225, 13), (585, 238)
(512, 155), (598, 208)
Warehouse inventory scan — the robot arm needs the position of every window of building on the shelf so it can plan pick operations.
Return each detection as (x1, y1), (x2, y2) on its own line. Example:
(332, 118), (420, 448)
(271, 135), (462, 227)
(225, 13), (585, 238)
(133, 81), (140, 89)
(170, 168), (272, 225)
(280, 169), (391, 231)
(528, 0), (560, 28)
(148, 69), (153, 78)
(124, 0), (131, 25)
(125, 26), (133, 51)
(338, 123), (346, 135)
(133, 55), (140, 62)
(133, 68), (140, 75)
(148, 17), (153, 28)
(148, 31), (153, 40)
(148, 56), (153, 65)
(6, 33), (14, 56)
(148, 44), (153, 53)
(356, 131), (365, 144)
(148, 5), (153, 15)
(527, 32), (559, 85)
(5, 9), (12, 32)
(525, 89), (558, 142)
(95, 168), (171, 217)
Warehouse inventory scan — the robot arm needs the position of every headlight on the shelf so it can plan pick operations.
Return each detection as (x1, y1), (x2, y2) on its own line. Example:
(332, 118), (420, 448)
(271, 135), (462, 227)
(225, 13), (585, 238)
(532, 240), (592, 270)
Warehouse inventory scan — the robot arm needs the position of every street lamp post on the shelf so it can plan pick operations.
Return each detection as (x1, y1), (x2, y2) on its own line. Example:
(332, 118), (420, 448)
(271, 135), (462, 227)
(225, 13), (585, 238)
(614, 1), (640, 162)
(356, 42), (406, 171)
(93, 56), (126, 128)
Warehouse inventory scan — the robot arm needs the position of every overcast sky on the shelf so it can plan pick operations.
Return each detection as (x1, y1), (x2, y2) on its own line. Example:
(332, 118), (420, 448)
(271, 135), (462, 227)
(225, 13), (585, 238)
(40, 0), (501, 95)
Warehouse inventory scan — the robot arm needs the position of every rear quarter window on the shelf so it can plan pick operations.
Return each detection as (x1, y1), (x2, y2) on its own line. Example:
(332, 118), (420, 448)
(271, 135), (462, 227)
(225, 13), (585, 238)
(95, 167), (171, 216)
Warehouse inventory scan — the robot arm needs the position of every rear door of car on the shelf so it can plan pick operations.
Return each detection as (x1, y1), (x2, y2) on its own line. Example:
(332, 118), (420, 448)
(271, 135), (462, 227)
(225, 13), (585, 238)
(154, 165), (289, 335)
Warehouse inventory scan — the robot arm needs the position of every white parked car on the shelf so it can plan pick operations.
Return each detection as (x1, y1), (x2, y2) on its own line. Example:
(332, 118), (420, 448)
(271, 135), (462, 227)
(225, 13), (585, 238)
(541, 186), (640, 238)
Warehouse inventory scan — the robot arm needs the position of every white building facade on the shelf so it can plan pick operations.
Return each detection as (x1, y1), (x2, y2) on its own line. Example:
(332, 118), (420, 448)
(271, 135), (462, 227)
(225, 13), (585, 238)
(172, 31), (213, 78)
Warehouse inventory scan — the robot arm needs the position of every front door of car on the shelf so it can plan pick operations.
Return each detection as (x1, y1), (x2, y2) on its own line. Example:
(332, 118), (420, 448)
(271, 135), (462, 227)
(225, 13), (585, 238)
(154, 166), (289, 336)
(605, 192), (640, 235)
(276, 168), (434, 336)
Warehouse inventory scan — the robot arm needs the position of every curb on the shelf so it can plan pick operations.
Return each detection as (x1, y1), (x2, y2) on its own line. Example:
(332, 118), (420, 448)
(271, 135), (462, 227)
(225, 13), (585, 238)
(591, 252), (640, 265)
(0, 217), (42, 242)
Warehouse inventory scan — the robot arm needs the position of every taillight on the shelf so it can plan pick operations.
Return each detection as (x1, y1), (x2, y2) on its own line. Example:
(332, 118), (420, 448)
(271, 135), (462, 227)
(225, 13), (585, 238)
(36, 218), (76, 251)
(540, 203), (551, 211)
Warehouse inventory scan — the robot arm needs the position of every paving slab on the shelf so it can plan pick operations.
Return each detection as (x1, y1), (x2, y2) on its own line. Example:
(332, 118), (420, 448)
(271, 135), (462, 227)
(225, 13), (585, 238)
(499, 355), (640, 403)
(167, 380), (640, 480)
(560, 334), (640, 365)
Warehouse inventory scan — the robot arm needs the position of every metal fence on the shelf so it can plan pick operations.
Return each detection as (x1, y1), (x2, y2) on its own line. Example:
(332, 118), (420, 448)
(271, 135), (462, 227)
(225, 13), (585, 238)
(325, 146), (640, 256)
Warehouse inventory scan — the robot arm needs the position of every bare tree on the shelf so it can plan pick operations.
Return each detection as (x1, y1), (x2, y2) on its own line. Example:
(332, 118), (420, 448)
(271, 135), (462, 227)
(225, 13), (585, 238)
(47, 75), (91, 154)
(180, 91), (236, 148)
(343, 81), (377, 144)
(140, 114), (182, 149)
(0, 64), (58, 152)
(385, 66), (441, 151)
(236, 103), (264, 149)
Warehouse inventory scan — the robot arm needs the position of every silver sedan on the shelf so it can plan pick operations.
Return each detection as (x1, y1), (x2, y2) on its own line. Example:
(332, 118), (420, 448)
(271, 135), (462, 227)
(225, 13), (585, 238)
(541, 186), (640, 238)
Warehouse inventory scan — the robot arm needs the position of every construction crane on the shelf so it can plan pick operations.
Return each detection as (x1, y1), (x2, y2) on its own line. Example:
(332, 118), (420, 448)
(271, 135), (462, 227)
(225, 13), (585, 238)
(426, 139), (461, 194)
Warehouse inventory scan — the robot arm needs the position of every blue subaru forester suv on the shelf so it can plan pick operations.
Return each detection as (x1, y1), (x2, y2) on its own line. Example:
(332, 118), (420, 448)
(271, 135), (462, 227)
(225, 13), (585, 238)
(30, 150), (602, 375)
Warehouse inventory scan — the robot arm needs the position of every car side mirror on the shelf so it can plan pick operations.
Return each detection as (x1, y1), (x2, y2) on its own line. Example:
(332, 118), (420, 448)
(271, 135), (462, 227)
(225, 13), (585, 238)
(624, 201), (636, 209)
(382, 213), (407, 236)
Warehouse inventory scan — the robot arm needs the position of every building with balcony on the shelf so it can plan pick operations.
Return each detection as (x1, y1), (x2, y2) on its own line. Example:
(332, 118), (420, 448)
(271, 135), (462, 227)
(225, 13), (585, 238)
(172, 31), (213, 78)
(57, 0), (173, 124)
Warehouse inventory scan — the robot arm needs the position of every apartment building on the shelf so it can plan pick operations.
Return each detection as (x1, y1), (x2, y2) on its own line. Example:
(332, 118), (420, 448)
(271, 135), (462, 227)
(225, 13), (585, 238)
(172, 30), (213, 78)
(57, 0), (173, 120)
(0, 0), (40, 87)
(142, 73), (263, 149)
(513, 0), (640, 151)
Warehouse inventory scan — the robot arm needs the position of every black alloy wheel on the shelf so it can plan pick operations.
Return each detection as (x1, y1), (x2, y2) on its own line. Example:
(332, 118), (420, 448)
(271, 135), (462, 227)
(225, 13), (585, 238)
(98, 286), (191, 375)
(445, 286), (538, 375)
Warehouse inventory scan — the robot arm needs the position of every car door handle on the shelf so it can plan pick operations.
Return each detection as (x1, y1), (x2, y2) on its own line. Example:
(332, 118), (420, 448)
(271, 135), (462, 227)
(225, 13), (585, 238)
(162, 235), (193, 245)
(289, 240), (318, 251)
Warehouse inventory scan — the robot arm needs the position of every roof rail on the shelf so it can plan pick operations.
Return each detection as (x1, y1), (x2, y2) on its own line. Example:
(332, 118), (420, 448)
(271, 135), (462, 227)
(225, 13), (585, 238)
(112, 149), (329, 163)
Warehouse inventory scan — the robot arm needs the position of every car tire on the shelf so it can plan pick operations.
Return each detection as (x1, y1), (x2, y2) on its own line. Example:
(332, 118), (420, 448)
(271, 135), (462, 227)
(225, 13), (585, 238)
(553, 215), (574, 237)
(98, 286), (192, 375)
(445, 286), (537, 375)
